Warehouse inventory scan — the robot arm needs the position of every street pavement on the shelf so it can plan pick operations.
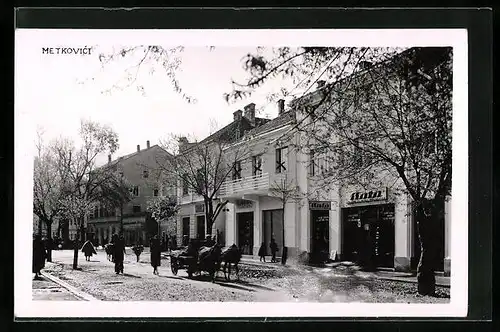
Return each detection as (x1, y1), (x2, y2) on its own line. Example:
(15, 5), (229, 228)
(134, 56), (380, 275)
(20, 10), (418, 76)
(38, 249), (450, 303)
(32, 274), (81, 301)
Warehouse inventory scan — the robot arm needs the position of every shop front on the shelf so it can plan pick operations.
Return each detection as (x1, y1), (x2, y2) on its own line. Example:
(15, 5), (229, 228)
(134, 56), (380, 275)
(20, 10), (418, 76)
(309, 201), (331, 264)
(341, 188), (395, 269)
(237, 211), (254, 255)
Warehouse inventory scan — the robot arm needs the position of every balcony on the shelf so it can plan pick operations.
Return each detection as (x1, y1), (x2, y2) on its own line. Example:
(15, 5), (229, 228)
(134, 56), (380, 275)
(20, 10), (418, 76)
(218, 172), (288, 199)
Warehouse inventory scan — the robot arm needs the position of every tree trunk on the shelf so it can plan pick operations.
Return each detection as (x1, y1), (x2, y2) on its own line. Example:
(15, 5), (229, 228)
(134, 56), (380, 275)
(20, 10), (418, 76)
(120, 204), (124, 234)
(38, 218), (43, 237)
(46, 221), (53, 262)
(72, 218), (81, 270)
(281, 201), (288, 265)
(415, 203), (436, 296)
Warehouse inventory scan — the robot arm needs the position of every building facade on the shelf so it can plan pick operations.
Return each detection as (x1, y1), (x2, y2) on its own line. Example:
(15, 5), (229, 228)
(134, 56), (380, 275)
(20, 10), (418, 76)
(87, 141), (175, 247)
(175, 103), (270, 247)
(196, 48), (451, 275)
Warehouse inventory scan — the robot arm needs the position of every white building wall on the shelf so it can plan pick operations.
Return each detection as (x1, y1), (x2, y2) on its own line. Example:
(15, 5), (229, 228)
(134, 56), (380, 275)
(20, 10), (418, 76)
(225, 203), (236, 246)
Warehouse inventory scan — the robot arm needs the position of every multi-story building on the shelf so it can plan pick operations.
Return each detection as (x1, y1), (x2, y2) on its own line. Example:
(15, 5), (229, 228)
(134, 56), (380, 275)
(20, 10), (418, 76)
(87, 141), (175, 246)
(175, 103), (270, 248)
(191, 47), (452, 275)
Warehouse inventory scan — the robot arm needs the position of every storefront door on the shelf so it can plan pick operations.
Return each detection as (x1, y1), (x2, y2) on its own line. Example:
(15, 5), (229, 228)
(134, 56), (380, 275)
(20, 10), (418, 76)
(342, 204), (395, 268)
(196, 215), (205, 239)
(182, 217), (190, 245)
(311, 210), (330, 263)
(237, 212), (254, 255)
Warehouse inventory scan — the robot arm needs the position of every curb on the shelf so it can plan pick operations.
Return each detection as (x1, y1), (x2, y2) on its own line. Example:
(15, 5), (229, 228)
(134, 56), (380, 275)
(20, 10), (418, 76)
(41, 272), (100, 301)
(374, 275), (450, 288)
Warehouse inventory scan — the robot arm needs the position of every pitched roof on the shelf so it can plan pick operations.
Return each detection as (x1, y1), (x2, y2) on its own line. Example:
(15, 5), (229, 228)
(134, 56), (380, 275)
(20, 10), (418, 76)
(243, 111), (295, 138)
(105, 144), (171, 168)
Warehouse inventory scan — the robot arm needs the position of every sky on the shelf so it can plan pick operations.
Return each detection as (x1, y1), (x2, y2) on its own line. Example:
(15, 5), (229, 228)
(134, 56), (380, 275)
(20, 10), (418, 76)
(17, 42), (296, 162)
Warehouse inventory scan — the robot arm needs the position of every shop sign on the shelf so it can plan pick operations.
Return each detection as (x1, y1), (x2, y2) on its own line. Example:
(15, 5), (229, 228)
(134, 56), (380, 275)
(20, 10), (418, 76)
(347, 188), (387, 204)
(309, 201), (331, 210)
(194, 204), (205, 213)
(236, 199), (253, 209)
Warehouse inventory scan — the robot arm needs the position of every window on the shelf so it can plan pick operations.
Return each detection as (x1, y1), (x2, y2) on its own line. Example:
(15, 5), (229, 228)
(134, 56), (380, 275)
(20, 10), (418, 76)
(182, 177), (189, 196)
(133, 186), (139, 197)
(310, 150), (316, 176)
(153, 189), (159, 197)
(119, 171), (124, 177)
(143, 169), (149, 178)
(232, 161), (242, 180)
(252, 155), (263, 177)
(133, 205), (141, 213)
(275, 147), (288, 173)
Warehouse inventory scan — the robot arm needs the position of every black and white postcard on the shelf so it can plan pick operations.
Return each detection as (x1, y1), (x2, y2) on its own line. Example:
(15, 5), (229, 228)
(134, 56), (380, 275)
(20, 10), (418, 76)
(15, 26), (469, 318)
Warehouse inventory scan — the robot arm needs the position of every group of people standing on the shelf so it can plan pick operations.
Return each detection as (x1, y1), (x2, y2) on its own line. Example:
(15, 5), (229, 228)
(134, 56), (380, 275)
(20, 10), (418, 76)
(258, 238), (279, 263)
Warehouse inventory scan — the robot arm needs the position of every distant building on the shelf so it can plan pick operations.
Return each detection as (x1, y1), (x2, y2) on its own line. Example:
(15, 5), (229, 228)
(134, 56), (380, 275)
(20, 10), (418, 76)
(87, 141), (174, 246)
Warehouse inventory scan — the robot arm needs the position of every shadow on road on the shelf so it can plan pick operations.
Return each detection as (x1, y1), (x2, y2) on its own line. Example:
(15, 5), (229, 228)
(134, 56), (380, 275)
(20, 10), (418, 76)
(217, 282), (256, 293)
(235, 280), (275, 291)
(158, 275), (184, 280)
(122, 273), (141, 279)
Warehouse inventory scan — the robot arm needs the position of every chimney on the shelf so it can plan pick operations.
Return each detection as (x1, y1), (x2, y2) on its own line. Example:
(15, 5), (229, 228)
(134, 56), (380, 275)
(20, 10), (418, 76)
(277, 99), (285, 115)
(178, 136), (188, 151)
(108, 154), (111, 164)
(137, 144), (140, 152)
(146, 140), (150, 149)
(233, 110), (243, 121)
(243, 103), (256, 126)
(317, 80), (326, 89)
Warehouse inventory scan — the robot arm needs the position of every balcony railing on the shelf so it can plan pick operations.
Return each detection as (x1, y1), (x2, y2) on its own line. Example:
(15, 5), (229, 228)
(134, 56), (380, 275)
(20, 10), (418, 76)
(219, 172), (290, 198)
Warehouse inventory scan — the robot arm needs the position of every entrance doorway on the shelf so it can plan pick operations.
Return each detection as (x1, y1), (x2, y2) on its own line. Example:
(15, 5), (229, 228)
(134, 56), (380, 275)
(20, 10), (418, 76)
(182, 217), (190, 245)
(310, 210), (330, 263)
(262, 209), (283, 255)
(237, 212), (254, 255)
(342, 204), (395, 268)
(196, 215), (205, 239)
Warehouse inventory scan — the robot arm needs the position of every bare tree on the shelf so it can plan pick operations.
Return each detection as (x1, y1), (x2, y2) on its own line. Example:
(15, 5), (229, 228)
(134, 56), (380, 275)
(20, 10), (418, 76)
(233, 46), (452, 295)
(146, 195), (179, 237)
(33, 130), (68, 262)
(54, 120), (120, 269)
(268, 173), (304, 265)
(155, 129), (250, 239)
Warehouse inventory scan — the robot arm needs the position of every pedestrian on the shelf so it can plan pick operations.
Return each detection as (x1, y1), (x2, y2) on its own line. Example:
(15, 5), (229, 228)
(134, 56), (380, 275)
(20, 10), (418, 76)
(81, 239), (97, 261)
(150, 235), (161, 275)
(270, 238), (278, 263)
(32, 234), (47, 280)
(112, 234), (126, 274)
(258, 242), (267, 262)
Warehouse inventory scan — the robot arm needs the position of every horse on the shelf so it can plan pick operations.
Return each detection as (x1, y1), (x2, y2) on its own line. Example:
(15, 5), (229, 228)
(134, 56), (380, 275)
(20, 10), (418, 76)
(220, 244), (242, 281)
(104, 243), (114, 262)
(196, 243), (222, 283)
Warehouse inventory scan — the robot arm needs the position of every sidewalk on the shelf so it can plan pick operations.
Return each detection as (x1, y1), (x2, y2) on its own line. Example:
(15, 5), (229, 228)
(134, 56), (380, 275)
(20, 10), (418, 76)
(240, 256), (450, 287)
(32, 274), (82, 301)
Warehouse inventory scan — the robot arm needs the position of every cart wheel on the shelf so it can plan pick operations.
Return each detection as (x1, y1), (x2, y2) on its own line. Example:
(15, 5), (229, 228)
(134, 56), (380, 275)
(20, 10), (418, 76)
(171, 260), (178, 275)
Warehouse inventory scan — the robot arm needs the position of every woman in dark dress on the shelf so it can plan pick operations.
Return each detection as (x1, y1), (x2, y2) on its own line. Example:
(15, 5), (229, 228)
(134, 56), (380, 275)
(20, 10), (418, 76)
(150, 235), (161, 275)
(32, 234), (47, 280)
(112, 234), (126, 274)
(270, 238), (278, 263)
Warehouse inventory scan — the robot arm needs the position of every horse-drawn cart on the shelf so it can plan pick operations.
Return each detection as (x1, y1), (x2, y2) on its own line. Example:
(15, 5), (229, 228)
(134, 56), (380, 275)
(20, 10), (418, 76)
(169, 250), (197, 278)
(169, 240), (221, 282)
